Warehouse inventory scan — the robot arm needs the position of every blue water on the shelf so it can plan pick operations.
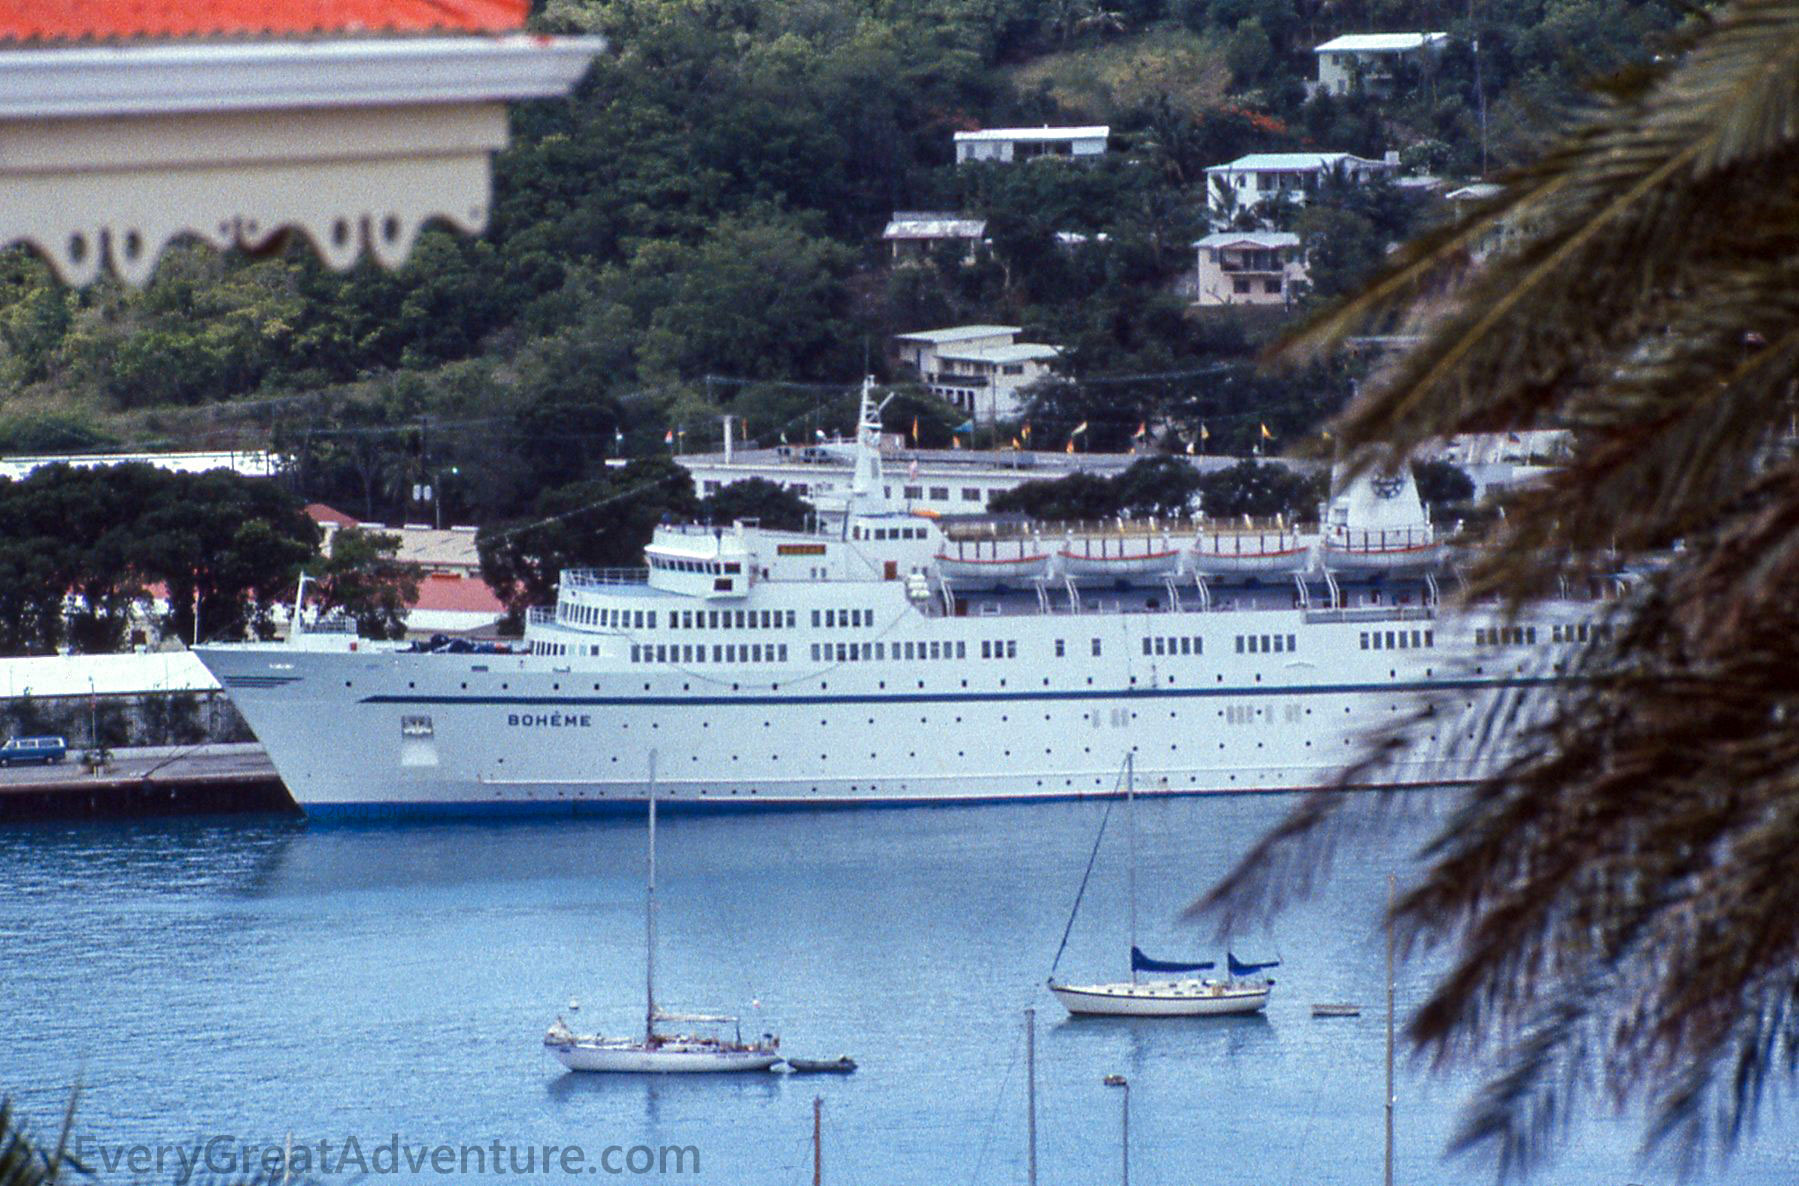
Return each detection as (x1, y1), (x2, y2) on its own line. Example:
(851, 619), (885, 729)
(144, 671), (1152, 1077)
(3, 794), (1793, 1185)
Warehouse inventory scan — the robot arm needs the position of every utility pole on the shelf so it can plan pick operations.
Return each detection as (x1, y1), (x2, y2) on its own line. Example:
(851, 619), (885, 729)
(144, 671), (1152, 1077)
(1386, 872), (1397, 1186)
(812, 1095), (822, 1186)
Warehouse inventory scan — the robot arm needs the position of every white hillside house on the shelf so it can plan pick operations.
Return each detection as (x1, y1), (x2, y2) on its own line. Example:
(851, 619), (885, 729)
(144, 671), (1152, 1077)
(892, 325), (1061, 423)
(1205, 152), (1396, 219)
(1314, 32), (1449, 95)
(1193, 231), (1306, 307)
(954, 126), (1109, 164)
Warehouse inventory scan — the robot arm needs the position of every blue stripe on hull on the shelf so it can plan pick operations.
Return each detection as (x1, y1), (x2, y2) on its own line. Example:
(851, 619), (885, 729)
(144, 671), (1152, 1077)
(294, 778), (1471, 823)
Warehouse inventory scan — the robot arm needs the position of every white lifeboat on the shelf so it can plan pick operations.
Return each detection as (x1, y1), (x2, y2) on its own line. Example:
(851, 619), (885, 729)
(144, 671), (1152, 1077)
(934, 530), (1050, 582)
(1188, 525), (1312, 578)
(1058, 525), (1183, 582)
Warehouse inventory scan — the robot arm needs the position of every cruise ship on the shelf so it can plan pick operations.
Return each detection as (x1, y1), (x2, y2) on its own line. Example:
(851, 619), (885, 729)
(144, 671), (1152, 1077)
(197, 388), (1607, 818)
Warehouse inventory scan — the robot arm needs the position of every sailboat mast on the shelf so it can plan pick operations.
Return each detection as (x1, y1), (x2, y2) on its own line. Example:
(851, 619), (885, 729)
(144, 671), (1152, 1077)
(1125, 753), (1138, 986)
(812, 1095), (822, 1186)
(1384, 872), (1396, 1186)
(1025, 1007), (1038, 1186)
(646, 749), (658, 1044)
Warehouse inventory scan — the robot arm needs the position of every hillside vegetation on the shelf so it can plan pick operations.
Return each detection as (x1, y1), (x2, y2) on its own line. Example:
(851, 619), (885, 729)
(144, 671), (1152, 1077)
(0, 0), (1683, 529)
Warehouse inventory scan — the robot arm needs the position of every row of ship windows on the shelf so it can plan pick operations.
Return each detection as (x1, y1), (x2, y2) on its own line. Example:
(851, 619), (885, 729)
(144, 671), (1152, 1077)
(1235, 634), (1296, 655)
(1475, 626), (1534, 647)
(648, 556), (743, 575)
(1360, 629), (1435, 650)
(563, 606), (658, 629)
(670, 609), (797, 630)
(632, 643), (790, 664)
(849, 526), (933, 540)
(811, 641), (970, 662)
(1144, 636), (1206, 656)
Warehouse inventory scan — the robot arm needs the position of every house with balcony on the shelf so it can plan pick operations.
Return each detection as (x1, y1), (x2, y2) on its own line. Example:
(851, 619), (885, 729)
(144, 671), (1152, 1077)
(882, 212), (988, 265)
(1204, 152), (1397, 220)
(892, 325), (1061, 423)
(1313, 32), (1449, 96)
(1193, 232), (1307, 306)
(954, 126), (1109, 164)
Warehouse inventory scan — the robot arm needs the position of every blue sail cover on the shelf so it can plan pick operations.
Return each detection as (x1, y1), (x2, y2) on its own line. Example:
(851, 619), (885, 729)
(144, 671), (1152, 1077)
(1131, 946), (1214, 974)
(1228, 952), (1281, 976)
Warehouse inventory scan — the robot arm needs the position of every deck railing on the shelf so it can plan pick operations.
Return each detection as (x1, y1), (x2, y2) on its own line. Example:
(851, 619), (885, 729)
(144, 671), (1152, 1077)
(564, 567), (650, 588)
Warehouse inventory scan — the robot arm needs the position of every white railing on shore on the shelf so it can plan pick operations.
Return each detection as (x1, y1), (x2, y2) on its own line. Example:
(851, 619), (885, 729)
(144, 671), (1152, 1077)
(527, 606), (556, 625)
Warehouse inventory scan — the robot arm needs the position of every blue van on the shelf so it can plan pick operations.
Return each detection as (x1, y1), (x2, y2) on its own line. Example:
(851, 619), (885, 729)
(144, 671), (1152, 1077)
(0, 735), (67, 766)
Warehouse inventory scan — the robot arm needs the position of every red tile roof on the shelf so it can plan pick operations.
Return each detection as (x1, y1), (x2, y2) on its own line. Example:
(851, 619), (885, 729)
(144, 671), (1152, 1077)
(411, 572), (505, 614)
(304, 503), (361, 528)
(0, 1), (529, 42)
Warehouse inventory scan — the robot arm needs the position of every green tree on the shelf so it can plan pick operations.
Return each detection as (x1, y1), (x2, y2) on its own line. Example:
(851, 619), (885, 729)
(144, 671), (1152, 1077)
(1200, 1), (1799, 1172)
(701, 478), (813, 530)
(313, 527), (423, 640)
(476, 457), (699, 622)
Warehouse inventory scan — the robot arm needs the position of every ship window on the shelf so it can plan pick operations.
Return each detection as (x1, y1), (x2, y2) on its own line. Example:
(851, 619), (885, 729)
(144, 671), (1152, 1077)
(1360, 632), (1369, 650)
(1006, 640), (1017, 659)
(725, 563), (741, 574)
(812, 610), (821, 627)
(962, 488), (981, 501)
(779, 645), (789, 661)
(1142, 638), (1152, 656)
(874, 643), (884, 659)
(929, 642), (940, 660)
(1055, 639), (1066, 657)
(1235, 636), (1244, 654)
(1527, 626), (1537, 644)
(1287, 634), (1296, 652)
(982, 641), (992, 659)
(1154, 638), (1166, 655)
(1091, 639), (1102, 656)
(1424, 631), (1433, 647)
(631, 645), (641, 662)
(810, 644), (820, 661)
(1180, 637), (1191, 655)
(836, 643), (848, 662)
(904, 485), (922, 499)
(929, 487), (949, 500)
(825, 609), (835, 628)
(1372, 633), (1383, 650)
(957, 642), (967, 658)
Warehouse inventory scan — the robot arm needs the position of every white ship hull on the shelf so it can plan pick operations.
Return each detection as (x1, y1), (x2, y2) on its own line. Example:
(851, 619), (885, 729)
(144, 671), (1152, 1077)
(1048, 978), (1269, 1017)
(546, 1039), (780, 1073)
(197, 590), (1568, 818)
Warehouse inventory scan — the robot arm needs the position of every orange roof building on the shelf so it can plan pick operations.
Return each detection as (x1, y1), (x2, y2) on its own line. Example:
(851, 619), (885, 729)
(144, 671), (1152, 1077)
(0, 0), (601, 285)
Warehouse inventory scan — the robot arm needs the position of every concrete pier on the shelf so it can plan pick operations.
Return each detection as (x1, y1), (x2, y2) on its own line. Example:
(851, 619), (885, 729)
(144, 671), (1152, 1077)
(0, 743), (296, 821)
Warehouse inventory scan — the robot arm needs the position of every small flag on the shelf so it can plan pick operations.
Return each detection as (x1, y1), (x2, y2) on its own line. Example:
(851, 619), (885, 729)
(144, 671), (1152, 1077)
(614, 428), (624, 444)
(1186, 437), (1195, 455)
(1065, 439), (1075, 454)
(664, 429), (674, 445)
(911, 416), (919, 443)
(908, 459), (919, 479)
(1011, 436), (1021, 450)
(779, 430), (789, 445)
(952, 436), (962, 450)
(1260, 422), (1273, 440)
(1200, 423), (1210, 441)
(955, 419), (974, 434)
(1072, 421), (1089, 436)
(1132, 422), (1147, 440)
(1021, 423), (1032, 442)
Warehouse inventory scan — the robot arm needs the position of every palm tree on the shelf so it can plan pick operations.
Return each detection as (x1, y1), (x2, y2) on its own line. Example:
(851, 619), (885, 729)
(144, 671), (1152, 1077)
(1193, 0), (1799, 1175)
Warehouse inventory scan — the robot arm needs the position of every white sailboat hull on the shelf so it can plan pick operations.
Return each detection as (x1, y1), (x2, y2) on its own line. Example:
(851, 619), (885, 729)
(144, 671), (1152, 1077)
(1048, 978), (1270, 1017)
(546, 1038), (780, 1073)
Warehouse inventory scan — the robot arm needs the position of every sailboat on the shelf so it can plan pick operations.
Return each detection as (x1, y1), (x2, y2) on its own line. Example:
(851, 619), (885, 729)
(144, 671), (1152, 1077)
(544, 751), (780, 1072)
(1047, 754), (1278, 1017)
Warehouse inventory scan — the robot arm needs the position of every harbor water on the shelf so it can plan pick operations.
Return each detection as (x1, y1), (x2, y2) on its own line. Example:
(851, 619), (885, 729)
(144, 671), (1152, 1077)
(4, 792), (1793, 1184)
